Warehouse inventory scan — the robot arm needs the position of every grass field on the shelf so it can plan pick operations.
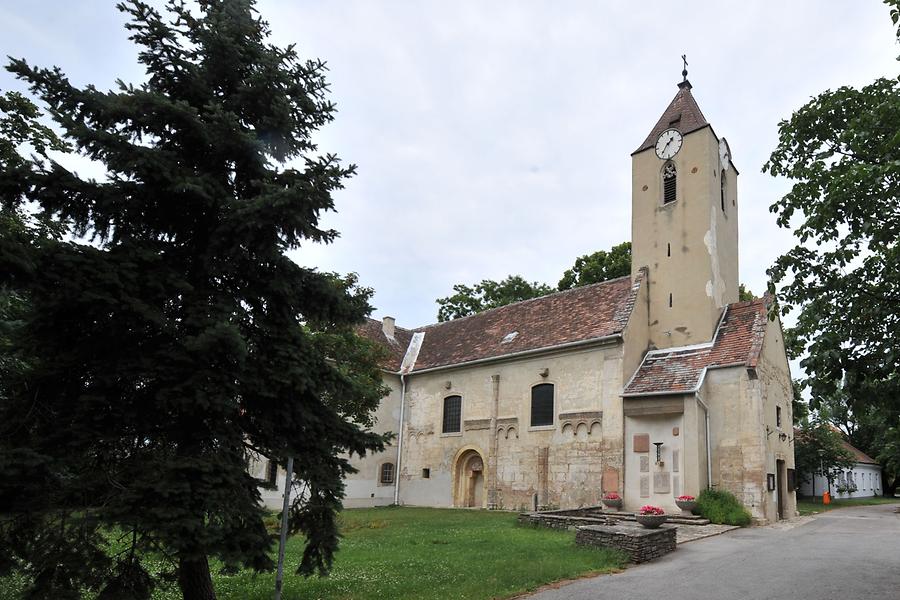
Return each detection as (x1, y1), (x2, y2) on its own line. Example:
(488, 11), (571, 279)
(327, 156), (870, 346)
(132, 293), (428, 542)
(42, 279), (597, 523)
(796, 496), (899, 516)
(2, 507), (625, 600)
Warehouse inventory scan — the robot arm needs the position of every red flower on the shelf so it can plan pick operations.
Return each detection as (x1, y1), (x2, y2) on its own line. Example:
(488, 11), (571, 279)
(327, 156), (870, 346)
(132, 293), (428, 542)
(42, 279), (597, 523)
(676, 495), (695, 501)
(603, 492), (621, 500)
(638, 505), (665, 516)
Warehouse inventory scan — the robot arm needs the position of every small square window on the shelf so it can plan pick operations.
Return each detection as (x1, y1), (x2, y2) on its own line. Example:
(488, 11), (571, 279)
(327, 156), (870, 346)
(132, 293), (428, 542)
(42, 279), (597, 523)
(422, 468), (430, 479)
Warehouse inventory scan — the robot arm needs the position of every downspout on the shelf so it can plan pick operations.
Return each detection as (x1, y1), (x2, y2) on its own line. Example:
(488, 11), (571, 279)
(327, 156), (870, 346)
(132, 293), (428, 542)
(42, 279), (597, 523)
(695, 392), (712, 489)
(392, 330), (424, 505)
(394, 373), (406, 505)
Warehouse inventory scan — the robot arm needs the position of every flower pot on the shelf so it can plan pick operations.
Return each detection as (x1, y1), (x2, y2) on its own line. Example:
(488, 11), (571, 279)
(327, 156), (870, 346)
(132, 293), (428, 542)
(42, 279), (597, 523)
(635, 514), (668, 529)
(602, 499), (623, 510)
(675, 499), (697, 513)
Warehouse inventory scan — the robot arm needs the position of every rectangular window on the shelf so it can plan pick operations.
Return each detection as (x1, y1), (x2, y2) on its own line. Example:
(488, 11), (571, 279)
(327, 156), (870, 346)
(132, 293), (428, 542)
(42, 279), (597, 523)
(442, 395), (462, 433)
(531, 384), (554, 427)
(265, 459), (278, 487)
(776, 406), (782, 428)
(422, 468), (430, 479)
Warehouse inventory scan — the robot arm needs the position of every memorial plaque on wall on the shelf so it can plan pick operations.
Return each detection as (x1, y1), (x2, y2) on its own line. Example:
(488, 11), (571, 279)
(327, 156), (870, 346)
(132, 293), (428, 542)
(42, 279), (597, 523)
(672, 449), (679, 473)
(640, 475), (650, 497)
(653, 472), (671, 494)
(602, 467), (619, 493)
(640, 456), (649, 473)
(633, 433), (650, 453)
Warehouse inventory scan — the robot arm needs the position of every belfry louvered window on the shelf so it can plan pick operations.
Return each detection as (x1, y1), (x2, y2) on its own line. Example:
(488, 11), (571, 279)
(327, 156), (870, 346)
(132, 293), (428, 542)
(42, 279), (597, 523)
(443, 395), (462, 433)
(531, 384), (554, 427)
(663, 162), (677, 204)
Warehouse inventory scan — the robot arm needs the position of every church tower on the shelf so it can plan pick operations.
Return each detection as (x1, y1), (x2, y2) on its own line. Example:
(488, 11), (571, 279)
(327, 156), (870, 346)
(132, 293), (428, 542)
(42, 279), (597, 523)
(631, 78), (739, 349)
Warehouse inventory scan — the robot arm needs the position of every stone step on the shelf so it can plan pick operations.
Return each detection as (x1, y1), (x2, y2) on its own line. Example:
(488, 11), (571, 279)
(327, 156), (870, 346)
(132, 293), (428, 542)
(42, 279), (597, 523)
(593, 510), (710, 526)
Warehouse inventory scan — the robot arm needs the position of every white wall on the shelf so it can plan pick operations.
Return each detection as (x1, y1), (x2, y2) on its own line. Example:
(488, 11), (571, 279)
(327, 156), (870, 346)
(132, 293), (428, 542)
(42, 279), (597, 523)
(799, 462), (883, 499)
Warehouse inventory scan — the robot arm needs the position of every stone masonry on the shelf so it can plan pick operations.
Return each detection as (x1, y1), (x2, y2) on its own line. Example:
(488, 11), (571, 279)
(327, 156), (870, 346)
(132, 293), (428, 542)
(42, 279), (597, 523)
(576, 523), (676, 563)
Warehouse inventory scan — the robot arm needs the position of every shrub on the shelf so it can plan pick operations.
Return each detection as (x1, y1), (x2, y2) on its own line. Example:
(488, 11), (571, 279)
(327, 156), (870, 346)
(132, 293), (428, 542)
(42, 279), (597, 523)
(695, 489), (752, 526)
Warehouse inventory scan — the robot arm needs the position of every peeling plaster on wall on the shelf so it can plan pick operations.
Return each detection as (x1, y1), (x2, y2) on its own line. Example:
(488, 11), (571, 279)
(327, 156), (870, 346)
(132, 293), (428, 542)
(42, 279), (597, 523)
(703, 204), (726, 307)
(400, 332), (425, 374)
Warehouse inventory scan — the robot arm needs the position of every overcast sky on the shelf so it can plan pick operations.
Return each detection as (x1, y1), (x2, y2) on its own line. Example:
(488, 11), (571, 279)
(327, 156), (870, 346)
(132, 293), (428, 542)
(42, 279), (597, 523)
(2, 1), (898, 330)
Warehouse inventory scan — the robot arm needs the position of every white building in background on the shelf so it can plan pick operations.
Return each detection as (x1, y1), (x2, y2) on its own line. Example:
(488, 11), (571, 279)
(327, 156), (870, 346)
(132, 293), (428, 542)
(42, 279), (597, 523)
(798, 434), (883, 499)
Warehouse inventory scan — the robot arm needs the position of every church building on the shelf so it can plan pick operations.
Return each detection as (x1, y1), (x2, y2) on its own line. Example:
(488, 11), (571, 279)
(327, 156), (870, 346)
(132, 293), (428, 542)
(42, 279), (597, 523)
(258, 78), (798, 523)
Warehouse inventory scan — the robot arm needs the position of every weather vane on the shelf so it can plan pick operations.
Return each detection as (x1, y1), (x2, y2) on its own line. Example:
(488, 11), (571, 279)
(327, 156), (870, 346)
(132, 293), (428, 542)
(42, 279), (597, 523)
(681, 54), (688, 81)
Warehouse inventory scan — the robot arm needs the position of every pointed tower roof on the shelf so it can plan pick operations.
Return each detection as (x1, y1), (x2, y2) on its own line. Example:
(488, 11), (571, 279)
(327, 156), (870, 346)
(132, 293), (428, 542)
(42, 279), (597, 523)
(632, 80), (709, 155)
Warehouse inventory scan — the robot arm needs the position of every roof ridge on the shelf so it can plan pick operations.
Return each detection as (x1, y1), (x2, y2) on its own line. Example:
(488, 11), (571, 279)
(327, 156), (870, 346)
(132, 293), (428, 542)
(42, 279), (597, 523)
(364, 315), (415, 334)
(414, 274), (634, 331)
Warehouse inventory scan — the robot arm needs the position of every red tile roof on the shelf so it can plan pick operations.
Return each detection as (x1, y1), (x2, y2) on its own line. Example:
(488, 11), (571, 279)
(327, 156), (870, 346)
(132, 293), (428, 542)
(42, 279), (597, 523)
(840, 438), (879, 465)
(360, 273), (644, 373)
(357, 318), (414, 371)
(623, 296), (770, 396)
(633, 81), (709, 155)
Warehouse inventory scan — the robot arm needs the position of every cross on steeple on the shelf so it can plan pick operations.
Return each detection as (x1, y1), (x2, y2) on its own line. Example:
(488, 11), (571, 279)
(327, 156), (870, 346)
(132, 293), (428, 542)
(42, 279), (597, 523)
(681, 54), (688, 82)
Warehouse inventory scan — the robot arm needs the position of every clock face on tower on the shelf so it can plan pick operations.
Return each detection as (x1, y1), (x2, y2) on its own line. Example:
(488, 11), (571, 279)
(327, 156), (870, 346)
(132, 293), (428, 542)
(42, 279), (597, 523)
(655, 128), (683, 160)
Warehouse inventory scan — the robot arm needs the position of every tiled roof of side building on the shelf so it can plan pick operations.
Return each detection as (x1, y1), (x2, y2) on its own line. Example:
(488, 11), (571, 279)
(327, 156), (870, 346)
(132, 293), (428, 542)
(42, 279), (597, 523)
(623, 296), (770, 396)
(358, 272), (644, 373)
(839, 437), (880, 465)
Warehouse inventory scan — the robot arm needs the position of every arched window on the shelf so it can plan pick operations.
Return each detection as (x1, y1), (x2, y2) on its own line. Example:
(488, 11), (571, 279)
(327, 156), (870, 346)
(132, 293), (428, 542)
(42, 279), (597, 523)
(380, 462), (395, 484)
(531, 383), (554, 427)
(442, 395), (462, 433)
(721, 170), (726, 212)
(662, 161), (677, 204)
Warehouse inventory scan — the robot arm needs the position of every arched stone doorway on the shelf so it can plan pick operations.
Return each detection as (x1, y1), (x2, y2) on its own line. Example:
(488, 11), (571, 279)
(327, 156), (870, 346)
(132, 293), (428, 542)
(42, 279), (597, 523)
(454, 449), (485, 508)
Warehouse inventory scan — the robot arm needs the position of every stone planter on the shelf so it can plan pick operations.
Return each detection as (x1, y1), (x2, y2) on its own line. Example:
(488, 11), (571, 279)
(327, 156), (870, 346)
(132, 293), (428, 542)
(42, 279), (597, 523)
(635, 514), (668, 529)
(602, 498), (623, 510)
(675, 499), (697, 514)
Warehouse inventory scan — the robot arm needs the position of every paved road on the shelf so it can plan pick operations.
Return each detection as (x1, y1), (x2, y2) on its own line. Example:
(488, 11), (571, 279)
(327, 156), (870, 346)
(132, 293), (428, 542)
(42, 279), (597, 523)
(529, 503), (900, 600)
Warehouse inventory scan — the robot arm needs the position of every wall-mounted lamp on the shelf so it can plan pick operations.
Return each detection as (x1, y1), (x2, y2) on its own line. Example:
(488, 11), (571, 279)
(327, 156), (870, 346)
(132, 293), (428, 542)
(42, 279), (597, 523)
(539, 368), (549, 378)
(653, 441), (664, 465)
(444, 381), (452, 390)
(778, 432), (788, 442)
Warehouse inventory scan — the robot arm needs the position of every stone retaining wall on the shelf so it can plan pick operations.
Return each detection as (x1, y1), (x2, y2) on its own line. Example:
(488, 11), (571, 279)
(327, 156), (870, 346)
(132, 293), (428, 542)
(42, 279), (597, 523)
(517, 512), (613, 530)
(575, 524), (676, 563)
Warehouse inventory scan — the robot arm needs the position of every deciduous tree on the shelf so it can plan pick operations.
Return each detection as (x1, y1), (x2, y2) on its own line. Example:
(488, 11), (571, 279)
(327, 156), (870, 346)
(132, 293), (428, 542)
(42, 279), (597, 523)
(764, 0), (900, 416)
(793, 422), (856, 494)
(436, 275), (553, 322)
(557, 241), (631, 290)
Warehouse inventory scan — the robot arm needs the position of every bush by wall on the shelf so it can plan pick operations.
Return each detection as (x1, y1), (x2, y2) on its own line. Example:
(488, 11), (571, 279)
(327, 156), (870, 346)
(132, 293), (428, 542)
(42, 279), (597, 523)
(695, 489), (752, 526)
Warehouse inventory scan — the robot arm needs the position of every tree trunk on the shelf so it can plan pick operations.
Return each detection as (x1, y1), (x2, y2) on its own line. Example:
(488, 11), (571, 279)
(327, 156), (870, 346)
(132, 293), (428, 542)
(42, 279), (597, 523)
(177, 554), (217, 600)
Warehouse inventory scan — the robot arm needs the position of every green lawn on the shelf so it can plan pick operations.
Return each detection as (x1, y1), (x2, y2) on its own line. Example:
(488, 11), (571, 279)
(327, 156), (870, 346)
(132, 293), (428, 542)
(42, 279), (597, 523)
(797, 496), (899, 516)
(2, 507), (625, 600)
(214, 507), (624, 600)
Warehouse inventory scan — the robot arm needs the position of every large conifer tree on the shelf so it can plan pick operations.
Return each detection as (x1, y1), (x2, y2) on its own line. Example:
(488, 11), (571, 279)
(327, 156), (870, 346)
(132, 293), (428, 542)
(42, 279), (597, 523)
(0, 2), (386, 598)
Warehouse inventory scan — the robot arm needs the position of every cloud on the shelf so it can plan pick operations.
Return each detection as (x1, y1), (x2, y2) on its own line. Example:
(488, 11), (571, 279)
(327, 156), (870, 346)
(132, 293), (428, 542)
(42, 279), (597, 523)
(2, 0), (897, 340)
